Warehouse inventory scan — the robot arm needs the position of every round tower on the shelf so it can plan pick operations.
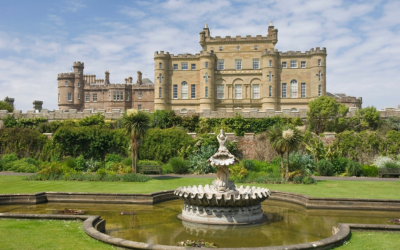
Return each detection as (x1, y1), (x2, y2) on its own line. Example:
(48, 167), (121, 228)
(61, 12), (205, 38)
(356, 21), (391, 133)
(261, 49), (279, 110)
(57, 72), (76, 110)
(310, 47), (327, 98)
(73, 61), (85, 110)
(199, 51), (215, 111)
(154, 51), (170, 110)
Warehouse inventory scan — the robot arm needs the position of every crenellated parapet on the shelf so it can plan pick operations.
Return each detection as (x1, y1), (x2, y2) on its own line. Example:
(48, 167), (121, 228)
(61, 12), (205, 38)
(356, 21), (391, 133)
(154, 51), (171, 58)
(57, 73), (75, 79)
(262, 47), (327, 57)
(73, 61), (84, 67)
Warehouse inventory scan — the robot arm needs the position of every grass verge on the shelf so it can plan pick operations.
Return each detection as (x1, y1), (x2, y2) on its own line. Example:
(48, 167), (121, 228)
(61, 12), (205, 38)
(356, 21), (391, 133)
(333, 231), (400, 249)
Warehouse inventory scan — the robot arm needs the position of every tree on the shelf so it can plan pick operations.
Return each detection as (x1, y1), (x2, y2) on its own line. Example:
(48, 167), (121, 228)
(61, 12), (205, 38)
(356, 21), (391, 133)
(281, 125), (303, 181)
(307, 96), (348, 135)
(0, 101), (13, 112)
(266, 124), (286, 180)
(121, 110), (151, 173)
(349, 106), (380, 131)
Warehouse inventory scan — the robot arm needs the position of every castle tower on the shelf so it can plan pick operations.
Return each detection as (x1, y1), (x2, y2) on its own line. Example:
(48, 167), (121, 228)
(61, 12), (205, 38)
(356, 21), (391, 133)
(199, 51), (215, 111)
(310, 47), (327, 98)
(154, 51), (170, 110)
(199, 23), (210, 51)
(73, 61), (84, 110)
(57, 71), (76, 110)
(261, 49), (278, 110)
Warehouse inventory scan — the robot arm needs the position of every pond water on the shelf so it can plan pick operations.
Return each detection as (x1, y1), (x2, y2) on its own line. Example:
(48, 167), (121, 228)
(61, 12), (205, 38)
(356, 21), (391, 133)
(1, 199), (399, 248)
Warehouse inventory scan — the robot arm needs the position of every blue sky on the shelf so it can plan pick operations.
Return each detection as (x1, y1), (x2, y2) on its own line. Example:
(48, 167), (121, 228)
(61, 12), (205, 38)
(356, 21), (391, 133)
(1, 0), (399, 111)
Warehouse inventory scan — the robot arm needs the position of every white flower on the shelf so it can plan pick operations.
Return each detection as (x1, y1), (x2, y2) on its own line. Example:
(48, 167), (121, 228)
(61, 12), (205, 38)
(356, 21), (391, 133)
(126, 109), (138, 116)
(282, 129), (294, 140)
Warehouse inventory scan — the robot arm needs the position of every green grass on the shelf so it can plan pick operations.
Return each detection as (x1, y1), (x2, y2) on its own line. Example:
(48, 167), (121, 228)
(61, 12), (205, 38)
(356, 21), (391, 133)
(0, 176), (399, 200)
(0, 219), (114, 250)
(333, 232), (400, 249)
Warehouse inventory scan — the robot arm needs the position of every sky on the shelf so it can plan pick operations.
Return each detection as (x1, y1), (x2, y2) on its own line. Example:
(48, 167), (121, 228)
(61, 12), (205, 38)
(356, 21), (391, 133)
(0, 0), (399, 111)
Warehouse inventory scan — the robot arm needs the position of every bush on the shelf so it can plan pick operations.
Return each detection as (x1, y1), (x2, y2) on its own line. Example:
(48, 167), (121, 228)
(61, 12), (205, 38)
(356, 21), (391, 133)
(373, 156), (394, 168)
(168, 157), (189, 174)
(63, 157), (77, 170)
(346, 161), (361, 176)
(331, 157), (348, 174)
(105, 153), (123, 163)
(229, 165), (248, 182)
(383, 161), (400, 169)
(78, 113), (105, 127)
(187, 145), (216, 174)
(26, 172), (151, 182)
(361, 165), (378, 177)
(2, 153), (19, 165)
(316, 159), (334, 176)
(75, 155), (86, 171)
(122, 157), (132, 167)
(293, 175), (317, 184)
(241, 159), (255, 171)
(3, 159), (39, 173)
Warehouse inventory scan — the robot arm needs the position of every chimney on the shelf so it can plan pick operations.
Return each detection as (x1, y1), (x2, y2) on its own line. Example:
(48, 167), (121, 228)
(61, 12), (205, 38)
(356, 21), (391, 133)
(128, 76), (133, 83)
(33, 100), (43, 112)
(137, 71), (142, 85)
(105, 70), (110, 84)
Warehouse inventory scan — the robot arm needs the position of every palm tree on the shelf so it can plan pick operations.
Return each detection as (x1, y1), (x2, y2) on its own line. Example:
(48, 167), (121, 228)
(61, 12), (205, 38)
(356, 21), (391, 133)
(121, 110), (151, 173)
(266, 124), (286, 180)
(281, 125), (303, 181)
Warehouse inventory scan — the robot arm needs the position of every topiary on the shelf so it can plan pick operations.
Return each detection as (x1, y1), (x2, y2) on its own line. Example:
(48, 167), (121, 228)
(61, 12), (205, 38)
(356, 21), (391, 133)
(316, 159), (334, 176)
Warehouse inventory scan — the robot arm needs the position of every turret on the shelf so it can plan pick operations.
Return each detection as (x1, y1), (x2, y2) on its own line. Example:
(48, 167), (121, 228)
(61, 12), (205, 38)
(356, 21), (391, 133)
(310, 47), (327, 98)
(105, 70), (110, 84)
(73, 61), (84, 110)
(137, 71), (142, 85)
(261, 49), (279, 110)
(154, 51), (171, 110)
(267, 21), (278, 45)
(199, 51), (215, 111)
(199, 23), (210, 51)
(57, 72), (75, 110)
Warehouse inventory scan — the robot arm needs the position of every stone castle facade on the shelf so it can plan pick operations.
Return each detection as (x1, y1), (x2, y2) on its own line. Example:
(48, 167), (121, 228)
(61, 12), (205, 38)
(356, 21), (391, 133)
(154, 22), (327, 112)
(58, 62), (154, 112)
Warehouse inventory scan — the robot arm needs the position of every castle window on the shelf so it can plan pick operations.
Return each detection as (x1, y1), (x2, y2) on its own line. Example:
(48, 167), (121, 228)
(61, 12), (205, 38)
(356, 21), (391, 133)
(318, 85), (322, 96)
(301, 61), (306, 68)
(78, 82), (80, 87)
(159, 73), (162, 84)
(235, 59), (242, 70)
(252, 59), (260, 69)
(235, 85), (242, 99)
(269, 72), (272, 82)
(205, 86), (208, 98)
(191, 64), (196, 70)
(181, 62), (188, 70)
(318, 59), (321, 66)
(159, 62), (162, 69)
(77, 94), (80, 99)
(93, 94), (97, 102)
(301, 83), (306, 98)
(290, 80), (298, 98)
(173, 85), (178, 99)
(113, 91), (123, 101)
(318, 71), (321, 81)
(138, 92), (142, 99)
(127, 92), (129, 101)
(217, 85), (224, 99)
(159, 87), (162, 98)
(78, 70), (82, 74)
(252, 84), (260, 99)
(219, 46), (223, 51)
(282, 83), (287, 98)
(181, 81), (188, 99)
(85, 94), (90, 102)
(254, 45), (258, 50)
(191, 84), (196, 99)
(68, 93), (72, 101)
(138, 104), (142, 110)
(269, 86), (272, 97)
(290, 60), (298, 68)
(236, 46), (240, 51)
(217, 60), (224, 70)
(205, 62), (209, 68)
(205, 73), (208, 83)
(269, 60), (272, 67)
(173, 64), (178, 70)
(282, 62), (287, 68)
(65, 81), (68, 86)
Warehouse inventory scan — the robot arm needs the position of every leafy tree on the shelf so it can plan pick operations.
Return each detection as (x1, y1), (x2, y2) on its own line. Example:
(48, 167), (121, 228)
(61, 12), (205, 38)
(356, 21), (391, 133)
(122, 110), (151, 173)
(307, 96), (348, 135)
(151, 109), (181, 129)
(0, 101), (13, 112)
(349, 106), (380, 131)
(78, 113), (105, 127)
(385, 116), (400, 131)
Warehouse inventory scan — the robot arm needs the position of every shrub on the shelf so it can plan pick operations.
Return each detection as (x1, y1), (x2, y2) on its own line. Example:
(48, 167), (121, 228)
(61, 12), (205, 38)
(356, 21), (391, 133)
(331, 157), (348, 174)
(229, 165), (248, 182)
(162, 164), (173, 174)
(168, 157), (189, 174)
(105, 153), (123, 163)
(122, 157), (132, 167)
(346, 161), (361, 176)
(241, 159), (255, 171)
(293, 175), (317, 184)
(2, 153), (19, 165)
(78, 113), (105, 127)
(63, 157), (77, 170)
(187, 145), (216, 174)
(383, 161), (400, 169)
(26, 172), (151, 182)
(3, 159), (39, 173)
(316, 159), (334, 176)
(75, 155), (86, 171)
(361, 165), (378, 177)
(373, 156), (394, 168)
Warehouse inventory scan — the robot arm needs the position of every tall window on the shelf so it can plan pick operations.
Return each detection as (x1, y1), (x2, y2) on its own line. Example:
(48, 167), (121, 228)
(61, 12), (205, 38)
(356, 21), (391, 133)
(191, 64), (196, 70)
(85, 94), (90, 102)
(252, 84), (260, 99)
(301, 83), (306, 98)
(127, 92), (129, 101)
(282, 62), (287, 68)
(159, 87), (162, 98)
(173, 85), (178, 99)
(318, 59), (321, 66)
(217, 85), (224, 99)
(181, 81), (188, 99)
(269, 60), (272, 67)
(138, 104), (142, 110)
(235, 85), (242, 99)
(269, 71), (272, 82)
(159, 73), (162, 84)
(269, 86), (272, 97)
(205, 72), (209, 83)
(181, 62), (188, 70)
(290, 60), (298, 68)
(77, 94), (80, 99)
(138, 92), (142, 99)
(318, 71), (321, 81)
(290, 80), (298, 98)
(318, 85), (322, 96)
(301, 61), (306, 68)
(282, 83), (287, 98)
(159, 62), (162, 69)
(65, 81), (68, 86)
(205, 62), (209, 68)
(93, 94), (97, 102)
(68, 93), (72, 101)
(205, 86), (208, 98)
(191, 84), (196, 99)
(252, 59), (260, 69)
(217, 60), (224, 70)
(235, 59), (242, 70)
(173, 64), (178, 70)
(78, 82), (80, 87)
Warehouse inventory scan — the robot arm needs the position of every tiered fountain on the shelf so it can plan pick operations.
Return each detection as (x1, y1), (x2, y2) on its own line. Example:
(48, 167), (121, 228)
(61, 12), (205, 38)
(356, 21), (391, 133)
(174, 129), (270, 225)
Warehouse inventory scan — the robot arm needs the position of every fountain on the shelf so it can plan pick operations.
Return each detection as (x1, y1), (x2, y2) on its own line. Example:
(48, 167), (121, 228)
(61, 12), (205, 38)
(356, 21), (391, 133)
(175, 129), (270, 225)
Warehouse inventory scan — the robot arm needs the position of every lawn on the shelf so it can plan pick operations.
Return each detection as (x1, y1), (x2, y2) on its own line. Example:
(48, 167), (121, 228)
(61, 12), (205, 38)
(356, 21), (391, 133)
(334, 231), (400, 250)
(0, 175), (399, 200)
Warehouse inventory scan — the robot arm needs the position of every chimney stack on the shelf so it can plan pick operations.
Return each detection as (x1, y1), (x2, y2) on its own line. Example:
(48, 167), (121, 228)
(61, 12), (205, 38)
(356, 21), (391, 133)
(33, 100), (43, 112)
(137, 71), (142, 85)
(105, 70), (110, 84)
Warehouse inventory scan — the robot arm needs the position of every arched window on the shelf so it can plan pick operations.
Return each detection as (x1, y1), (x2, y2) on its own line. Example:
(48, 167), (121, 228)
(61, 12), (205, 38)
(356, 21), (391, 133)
(290, 80), (298, 98)
(291, 108), (297, 112)
(181, 81), (188, 99)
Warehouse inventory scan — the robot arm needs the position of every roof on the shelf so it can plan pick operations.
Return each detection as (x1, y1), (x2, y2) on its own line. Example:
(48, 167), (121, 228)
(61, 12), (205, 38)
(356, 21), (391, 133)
(141, 78), (153, 84)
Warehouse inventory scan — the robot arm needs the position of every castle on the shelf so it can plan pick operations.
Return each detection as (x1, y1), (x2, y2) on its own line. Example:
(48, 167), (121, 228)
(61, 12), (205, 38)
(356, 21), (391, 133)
(154, 22), (327, 112)
(58, 63), (154, 112)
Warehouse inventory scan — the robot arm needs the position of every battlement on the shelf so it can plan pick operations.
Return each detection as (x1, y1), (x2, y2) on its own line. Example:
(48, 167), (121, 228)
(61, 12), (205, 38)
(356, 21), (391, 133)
(154, 51), (171, 58)
(57, 73), (75, 79)
(73, 61), (84, 67)
(262, 47), (327, 57)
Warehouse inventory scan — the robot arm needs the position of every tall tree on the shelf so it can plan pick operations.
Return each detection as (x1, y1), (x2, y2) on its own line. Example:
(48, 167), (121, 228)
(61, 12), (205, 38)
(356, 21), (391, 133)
(266, 124), (286, 180)
(122, 110), (151, 173)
